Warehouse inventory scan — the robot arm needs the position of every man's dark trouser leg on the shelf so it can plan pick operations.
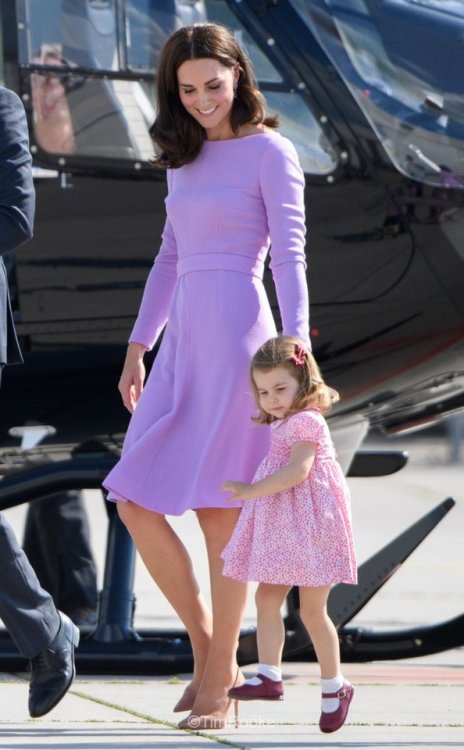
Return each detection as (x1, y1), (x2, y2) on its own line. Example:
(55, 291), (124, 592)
(23, 490), (98, 618)
(0, 512), (60, 658)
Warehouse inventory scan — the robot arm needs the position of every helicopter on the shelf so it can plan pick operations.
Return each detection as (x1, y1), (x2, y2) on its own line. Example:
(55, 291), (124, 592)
(0, 0), (463, 673)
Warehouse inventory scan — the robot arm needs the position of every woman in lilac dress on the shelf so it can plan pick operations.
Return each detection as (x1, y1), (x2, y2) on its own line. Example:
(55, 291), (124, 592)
(103, 23), (310, 730)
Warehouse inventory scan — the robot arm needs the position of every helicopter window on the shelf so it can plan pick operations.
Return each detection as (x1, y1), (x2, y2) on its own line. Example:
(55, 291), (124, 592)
(125, 0), (208, 71)
(264, 90), (337, 175)
(21, 0), (119, 70)
(21, 0), (153, 160)
(19, 0), (337, 173)
(30, 69), (155, 160)
(199, 0), (337, 172)
(289, 0), (464, 188)
(125, 0), (284, 83)
(202, 0), (283, 83)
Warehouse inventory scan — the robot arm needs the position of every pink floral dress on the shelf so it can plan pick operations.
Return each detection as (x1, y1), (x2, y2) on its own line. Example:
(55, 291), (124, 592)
(221, 410), (357, 587)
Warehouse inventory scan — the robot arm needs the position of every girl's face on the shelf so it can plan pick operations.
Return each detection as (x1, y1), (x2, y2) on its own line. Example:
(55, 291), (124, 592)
(253, 366), (300, 420)
(177, 57), (238, 141)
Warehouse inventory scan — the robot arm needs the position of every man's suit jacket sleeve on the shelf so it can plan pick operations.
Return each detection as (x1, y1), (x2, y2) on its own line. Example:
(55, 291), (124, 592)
(0, 87), (35, 255)
(0, 87), (35, 365)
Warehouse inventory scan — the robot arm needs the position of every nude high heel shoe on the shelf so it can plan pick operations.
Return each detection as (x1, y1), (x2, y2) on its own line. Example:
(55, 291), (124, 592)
(173, 682), (196, 713)
(178, 669), (240, 730)
(178, 696), (239, 730)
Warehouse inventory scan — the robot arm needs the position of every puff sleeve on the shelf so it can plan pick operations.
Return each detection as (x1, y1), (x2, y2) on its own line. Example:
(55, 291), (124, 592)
(284, 411), (322, 447)
(129, 169), (178, 349)
(259, 137), (310, 348)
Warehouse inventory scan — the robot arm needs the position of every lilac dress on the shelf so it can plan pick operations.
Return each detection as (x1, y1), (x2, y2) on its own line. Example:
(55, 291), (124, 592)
(103, 132), (309, 515)
(222, 411), (358, 587)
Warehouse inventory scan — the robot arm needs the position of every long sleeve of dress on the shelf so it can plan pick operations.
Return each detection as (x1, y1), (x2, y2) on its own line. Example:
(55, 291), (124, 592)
(259, 137), (310, 348)
(129, 170), (178, 349)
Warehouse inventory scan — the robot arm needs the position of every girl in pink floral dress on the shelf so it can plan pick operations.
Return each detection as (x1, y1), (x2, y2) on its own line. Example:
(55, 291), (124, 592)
(221, 335), (357, 733)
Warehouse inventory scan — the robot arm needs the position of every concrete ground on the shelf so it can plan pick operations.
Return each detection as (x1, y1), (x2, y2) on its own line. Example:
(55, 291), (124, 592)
(0, 651), (463, 749)
(0, 430), (463, 748)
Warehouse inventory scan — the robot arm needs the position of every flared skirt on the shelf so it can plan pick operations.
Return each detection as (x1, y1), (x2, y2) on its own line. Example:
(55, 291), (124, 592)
(103, 269), (276, 515)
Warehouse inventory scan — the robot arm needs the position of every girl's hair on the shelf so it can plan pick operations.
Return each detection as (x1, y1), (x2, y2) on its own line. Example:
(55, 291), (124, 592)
(251, 336), (339, 424)
(150, 23), (279, 168)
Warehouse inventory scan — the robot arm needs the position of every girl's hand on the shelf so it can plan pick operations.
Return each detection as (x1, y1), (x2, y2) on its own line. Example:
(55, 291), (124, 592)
(222, 441), (316, 502)
(221, 480), (253, 501)
(118, 342), (148, 413)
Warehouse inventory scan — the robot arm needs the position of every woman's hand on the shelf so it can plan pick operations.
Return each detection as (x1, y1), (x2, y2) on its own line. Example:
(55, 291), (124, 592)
(221, 480), (254, 501)
(118, 342), (148, 413)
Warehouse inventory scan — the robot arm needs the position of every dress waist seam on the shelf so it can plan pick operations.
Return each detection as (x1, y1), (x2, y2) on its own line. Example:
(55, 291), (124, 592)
(177, 253), (265, 280)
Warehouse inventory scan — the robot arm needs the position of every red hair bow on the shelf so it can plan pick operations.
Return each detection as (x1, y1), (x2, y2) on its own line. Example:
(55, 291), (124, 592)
(292, 344), (306, 366)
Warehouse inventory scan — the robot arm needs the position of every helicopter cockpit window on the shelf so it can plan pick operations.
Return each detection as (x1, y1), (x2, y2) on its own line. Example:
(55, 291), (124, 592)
(126, 0), (209, 71)
(289, 0), (464, 188)
(22, 0), (154, 160)
(202, 0), (336, 173)
(21, 0), (118, 70)
(201, 0), (283, 83)
(20, 0), (337, 174)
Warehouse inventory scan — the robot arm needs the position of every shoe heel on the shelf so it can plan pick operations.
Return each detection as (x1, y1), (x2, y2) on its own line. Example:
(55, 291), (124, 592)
(58, 611), (80, 648)
(233, 699), (239, 729)
(71, 623), (80, 648)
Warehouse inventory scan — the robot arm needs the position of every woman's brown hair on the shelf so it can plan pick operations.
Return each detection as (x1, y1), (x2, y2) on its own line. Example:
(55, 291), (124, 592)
(251, 336), (340, 424)
(150, 23), (279, 168)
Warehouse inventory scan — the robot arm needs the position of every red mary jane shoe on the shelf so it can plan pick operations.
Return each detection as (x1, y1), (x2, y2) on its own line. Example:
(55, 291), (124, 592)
(319, 681), (354, 733)
(228, 673), (284, 701)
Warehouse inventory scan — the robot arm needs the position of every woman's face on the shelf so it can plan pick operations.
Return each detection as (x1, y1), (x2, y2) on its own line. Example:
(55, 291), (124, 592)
(177, 57), (238, 141)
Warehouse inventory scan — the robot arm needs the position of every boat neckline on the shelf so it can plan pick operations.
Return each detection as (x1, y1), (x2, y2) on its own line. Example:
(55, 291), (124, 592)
(203, 131), (277, 144)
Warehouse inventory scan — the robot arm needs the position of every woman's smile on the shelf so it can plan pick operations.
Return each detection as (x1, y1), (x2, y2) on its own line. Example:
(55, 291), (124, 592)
(197, 105), (218, 116)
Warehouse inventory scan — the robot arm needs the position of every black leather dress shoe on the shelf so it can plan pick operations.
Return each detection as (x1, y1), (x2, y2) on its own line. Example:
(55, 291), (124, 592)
(28, 611), (80, 718)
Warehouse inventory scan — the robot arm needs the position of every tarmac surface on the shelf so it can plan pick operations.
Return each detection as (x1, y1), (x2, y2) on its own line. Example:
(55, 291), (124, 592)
(1, 430), (463, 748)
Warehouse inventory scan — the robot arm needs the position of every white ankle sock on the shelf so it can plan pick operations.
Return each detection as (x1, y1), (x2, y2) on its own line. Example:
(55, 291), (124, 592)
(245, 664), (282, 686)
(259, 664), (282, 681)
(321, 674), (344, 713)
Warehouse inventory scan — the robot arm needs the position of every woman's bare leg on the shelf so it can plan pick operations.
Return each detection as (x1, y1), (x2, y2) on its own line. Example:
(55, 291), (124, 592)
(117, 502), (212, 694)
(181, 507), (248, 726)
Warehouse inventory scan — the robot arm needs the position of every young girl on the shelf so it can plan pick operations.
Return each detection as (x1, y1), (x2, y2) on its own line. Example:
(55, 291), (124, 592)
(221, 336), (357, 734)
